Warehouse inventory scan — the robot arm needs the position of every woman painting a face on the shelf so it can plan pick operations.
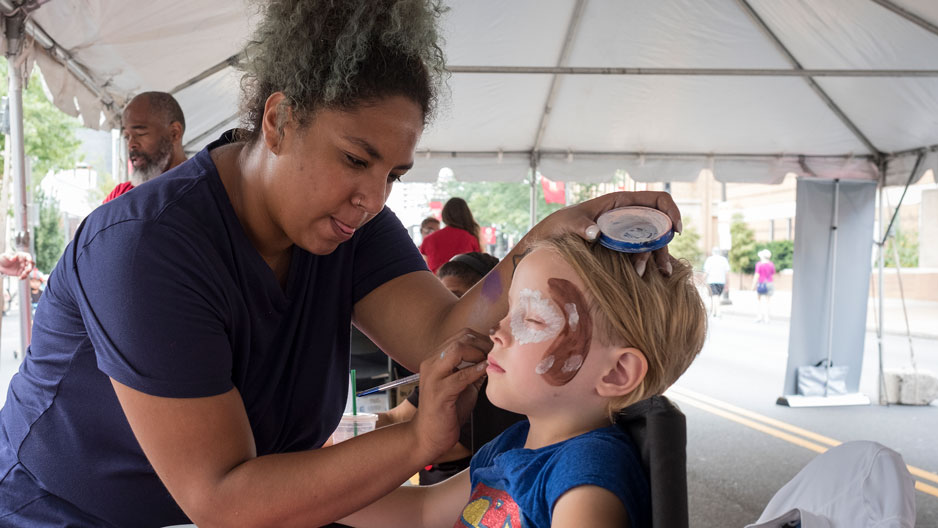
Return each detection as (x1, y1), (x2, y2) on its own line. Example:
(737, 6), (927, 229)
(0, 1), (682, 526)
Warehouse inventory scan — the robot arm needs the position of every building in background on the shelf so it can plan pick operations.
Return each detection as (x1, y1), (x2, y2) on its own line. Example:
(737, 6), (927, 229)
(39, 163), (98, 243)
(385, 181), (435, 243)
(568, 167), (932, 268)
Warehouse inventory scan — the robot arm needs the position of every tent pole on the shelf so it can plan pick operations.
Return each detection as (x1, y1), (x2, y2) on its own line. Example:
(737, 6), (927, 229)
(529, 155), (537, 231)
(870, 0), (938, 38)
(4, 10), (32, 353)
(873, 154), (922, 403)
(823, 179), (839, 396)
(877, 168), (886, 404)
(879, 152), (924, 246)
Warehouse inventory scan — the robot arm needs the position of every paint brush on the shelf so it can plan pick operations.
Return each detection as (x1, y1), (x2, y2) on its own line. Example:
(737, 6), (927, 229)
(356, 361), (479, 397)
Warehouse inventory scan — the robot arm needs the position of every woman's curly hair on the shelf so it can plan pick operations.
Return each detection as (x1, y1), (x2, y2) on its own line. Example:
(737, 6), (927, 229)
(240, 0), (447, 141)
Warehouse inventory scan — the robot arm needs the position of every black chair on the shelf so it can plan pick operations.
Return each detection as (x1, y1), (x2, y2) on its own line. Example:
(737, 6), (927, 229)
(615, 395), (689, 528)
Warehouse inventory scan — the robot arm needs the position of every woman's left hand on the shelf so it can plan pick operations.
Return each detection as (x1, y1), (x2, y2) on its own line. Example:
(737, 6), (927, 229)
(525, 191), (682, 276)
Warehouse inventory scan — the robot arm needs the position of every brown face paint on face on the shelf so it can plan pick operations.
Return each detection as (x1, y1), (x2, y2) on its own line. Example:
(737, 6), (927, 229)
(539, 277), (593, 386)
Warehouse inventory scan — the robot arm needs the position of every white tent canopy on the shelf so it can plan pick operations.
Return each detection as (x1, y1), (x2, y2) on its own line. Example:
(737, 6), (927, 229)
(12, 0), (938, 187)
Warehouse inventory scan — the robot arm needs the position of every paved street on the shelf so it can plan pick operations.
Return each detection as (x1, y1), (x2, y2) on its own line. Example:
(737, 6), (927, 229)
(677, 309), (938, 527)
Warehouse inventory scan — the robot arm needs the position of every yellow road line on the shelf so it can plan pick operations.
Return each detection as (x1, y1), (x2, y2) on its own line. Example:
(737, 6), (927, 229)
(918, 481), (938, 496)
(670, 386), (841, 447)
(668, 392), (828, 454)
(909, 465), (938, 486)
(668, 387), (938, 499)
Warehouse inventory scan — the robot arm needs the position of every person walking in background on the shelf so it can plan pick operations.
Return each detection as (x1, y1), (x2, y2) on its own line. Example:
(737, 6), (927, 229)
(752, 248), (776, 323)
(104, 91), (187, 203)
(703, 247), (730, 318)
(419, 197), (481, 273)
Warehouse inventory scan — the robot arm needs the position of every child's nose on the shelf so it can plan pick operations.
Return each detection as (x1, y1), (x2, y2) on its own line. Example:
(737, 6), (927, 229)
(490, 317), (511, 347)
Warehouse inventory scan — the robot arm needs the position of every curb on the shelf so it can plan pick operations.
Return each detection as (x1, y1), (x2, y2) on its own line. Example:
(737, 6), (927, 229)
(715, 308), (938, 340)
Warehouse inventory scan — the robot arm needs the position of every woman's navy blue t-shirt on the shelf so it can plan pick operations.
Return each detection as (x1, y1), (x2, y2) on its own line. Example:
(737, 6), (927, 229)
(0, 132), (427, 526)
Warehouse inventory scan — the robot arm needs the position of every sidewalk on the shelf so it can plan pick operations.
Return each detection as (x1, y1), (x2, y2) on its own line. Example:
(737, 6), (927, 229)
(705, 287), (938, 339)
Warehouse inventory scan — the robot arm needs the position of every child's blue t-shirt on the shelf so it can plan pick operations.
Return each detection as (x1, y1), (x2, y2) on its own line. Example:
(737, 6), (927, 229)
(461, 420), (651, 528)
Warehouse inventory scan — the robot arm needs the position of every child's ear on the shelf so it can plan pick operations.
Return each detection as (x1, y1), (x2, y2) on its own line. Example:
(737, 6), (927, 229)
(596, 347), (648, 398)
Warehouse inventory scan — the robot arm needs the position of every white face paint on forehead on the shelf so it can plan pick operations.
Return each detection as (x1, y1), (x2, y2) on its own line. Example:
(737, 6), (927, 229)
(509, 288), (565, 345)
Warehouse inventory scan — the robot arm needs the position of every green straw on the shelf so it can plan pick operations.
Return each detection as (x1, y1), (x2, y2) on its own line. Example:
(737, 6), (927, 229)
(351, 369), (357, 415)
(350, 369), (358, 436)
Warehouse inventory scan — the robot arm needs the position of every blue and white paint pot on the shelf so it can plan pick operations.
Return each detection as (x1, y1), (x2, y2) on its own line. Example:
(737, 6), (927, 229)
(596, 206), (674, 253)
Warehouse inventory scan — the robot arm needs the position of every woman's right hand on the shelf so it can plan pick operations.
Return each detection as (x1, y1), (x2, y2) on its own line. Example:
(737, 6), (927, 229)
(410, 329), (490, 461)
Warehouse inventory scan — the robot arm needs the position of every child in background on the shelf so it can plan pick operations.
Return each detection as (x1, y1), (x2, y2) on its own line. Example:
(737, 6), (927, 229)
(342, 234), (708, 528)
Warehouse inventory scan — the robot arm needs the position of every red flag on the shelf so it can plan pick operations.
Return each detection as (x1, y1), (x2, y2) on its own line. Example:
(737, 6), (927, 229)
(428, 201), (443, 220)
(481, 226), (497, 245)
(541, 176), (566, 204)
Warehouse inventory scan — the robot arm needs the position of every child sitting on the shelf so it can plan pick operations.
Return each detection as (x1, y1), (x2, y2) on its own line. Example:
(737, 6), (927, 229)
(342, 234), (707, 528)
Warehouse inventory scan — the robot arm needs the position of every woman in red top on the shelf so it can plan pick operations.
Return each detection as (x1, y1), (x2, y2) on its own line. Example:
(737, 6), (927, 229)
(420, 197), (482, 273)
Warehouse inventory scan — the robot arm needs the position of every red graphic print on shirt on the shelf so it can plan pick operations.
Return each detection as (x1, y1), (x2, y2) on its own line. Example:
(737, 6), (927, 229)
(455, 482), (522, 528)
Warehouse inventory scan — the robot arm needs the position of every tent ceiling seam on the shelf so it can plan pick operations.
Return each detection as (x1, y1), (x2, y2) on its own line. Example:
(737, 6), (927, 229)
(445, 66), (938, 77)
(414, 150), (877, 160)
(531, 0), (586, 155)
(870, 0), (938, 39)
(170, 52), (243, 95)
(183, 111), (239, 151)
(735, 0), (882, 159)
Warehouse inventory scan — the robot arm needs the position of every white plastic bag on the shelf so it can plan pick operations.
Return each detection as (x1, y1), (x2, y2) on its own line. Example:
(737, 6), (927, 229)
(796, 361), (848, 397)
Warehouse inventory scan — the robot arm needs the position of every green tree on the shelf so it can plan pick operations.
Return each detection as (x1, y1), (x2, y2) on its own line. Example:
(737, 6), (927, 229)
(883, 227), (918, 268)
(0, 61), (82, 264)
(668, 220), (703, 269)
(728, 214), (757, 277)
(0, 61), (82, 191)
(34, 188), (64, 273)
(438, 176), (566, 243)
(92, 170), (117, 204)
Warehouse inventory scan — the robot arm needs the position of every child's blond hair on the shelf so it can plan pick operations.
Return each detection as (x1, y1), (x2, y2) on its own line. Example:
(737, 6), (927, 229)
(536, 234), (707, 418)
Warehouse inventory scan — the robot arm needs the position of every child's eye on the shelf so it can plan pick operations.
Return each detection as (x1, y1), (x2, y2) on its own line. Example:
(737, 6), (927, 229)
(525, 318), (544, 326)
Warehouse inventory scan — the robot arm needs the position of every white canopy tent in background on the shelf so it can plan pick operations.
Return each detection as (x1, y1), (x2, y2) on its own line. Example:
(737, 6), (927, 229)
(3, 0), (938, 401)
(14, 0), (938, 185)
